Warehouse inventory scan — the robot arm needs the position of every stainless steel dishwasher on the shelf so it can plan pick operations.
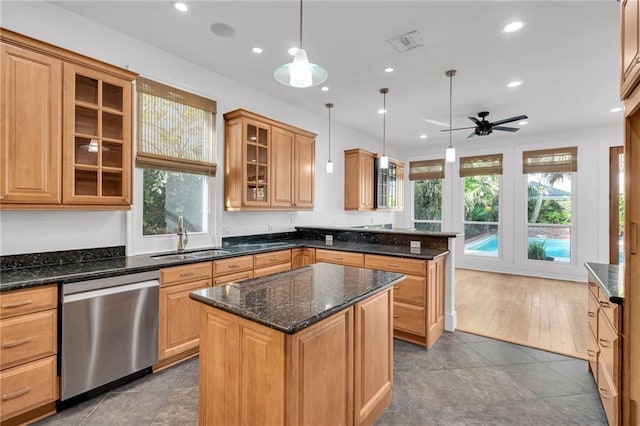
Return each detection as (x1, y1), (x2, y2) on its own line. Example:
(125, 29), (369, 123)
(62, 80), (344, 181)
(60, 270), (160, 404)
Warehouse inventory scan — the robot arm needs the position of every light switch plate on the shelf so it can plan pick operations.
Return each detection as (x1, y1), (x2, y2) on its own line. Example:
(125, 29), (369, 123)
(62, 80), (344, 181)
(325, 235), (334, 245)
(410, 241), (421, 250)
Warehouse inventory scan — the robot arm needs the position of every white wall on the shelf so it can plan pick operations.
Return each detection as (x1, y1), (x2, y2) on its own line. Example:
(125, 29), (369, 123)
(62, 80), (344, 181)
(0, 1), (399, 256)
(397, 123), (623, 282)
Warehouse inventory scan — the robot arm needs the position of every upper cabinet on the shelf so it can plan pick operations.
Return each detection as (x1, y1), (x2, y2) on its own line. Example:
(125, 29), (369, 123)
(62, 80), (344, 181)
(0, 29), (137, 210)
(621, 0), (640, 99)
(223, 109), (316, 211)
(344, 148), (404, 211)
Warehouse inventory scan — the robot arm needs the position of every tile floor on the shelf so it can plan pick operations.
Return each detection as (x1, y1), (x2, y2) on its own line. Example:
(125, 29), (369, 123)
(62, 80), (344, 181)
(36, 331), (606, 425)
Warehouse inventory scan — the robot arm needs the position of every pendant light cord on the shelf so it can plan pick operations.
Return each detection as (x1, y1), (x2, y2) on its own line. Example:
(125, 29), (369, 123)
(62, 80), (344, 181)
(449, 73), (453, 149)
(327, 103), (332, 161)
(383, 91), (387, 155)
(299, 0), (303, 48)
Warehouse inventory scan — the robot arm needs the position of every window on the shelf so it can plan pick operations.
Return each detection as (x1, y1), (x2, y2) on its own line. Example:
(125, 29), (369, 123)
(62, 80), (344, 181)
(460, 154), (502, 257)
(523, 147), (576, 263)
(410, 159), (444, 232)
(136, 78), (216, 240)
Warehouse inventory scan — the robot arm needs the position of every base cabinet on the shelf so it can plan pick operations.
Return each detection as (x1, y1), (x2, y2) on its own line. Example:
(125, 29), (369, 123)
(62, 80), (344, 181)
(198, 287), (393, 426)
(292, 248), (316, 269)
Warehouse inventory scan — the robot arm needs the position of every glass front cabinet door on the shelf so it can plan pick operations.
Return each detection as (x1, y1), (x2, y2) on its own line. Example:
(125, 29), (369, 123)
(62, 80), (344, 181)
(242, 119), (270, 207)
(63, 63), (132, 206)
(375, 158), (404, 210)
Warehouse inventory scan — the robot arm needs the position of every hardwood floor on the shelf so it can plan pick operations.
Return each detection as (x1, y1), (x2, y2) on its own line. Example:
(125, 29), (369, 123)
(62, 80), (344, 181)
(455, 269), (589, 360)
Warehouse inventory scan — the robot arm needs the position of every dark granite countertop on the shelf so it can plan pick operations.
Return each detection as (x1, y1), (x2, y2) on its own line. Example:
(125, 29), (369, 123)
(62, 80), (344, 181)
(584, 262), (624, 304)
(295, 225), (461, 238)
(190, 262), (405, 334)
(0, 240), (448, 292)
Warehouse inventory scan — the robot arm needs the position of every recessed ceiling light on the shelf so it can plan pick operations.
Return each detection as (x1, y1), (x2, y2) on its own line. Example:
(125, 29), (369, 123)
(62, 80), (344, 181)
(173, 2), (188, 12)
(252, 47), (263, 54)
(419, 134), (427, 139)
(518, 120), (528, 125)
(288, 47), (298, 56)
(502, 20), (525, 33)
(320, 86), (329, 92)
(507, 80), (523, 88)
(610, 107), (623, 113)
(378, 109), (386, 114)
(384, 67), (394, 73)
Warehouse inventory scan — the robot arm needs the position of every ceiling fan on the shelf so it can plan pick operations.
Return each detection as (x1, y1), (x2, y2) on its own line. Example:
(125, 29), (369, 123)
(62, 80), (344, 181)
(442, 111), (528, 138)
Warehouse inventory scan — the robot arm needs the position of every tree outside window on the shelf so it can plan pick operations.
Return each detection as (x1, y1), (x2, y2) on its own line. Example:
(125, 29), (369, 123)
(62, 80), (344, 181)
(413, 178), (442, 232)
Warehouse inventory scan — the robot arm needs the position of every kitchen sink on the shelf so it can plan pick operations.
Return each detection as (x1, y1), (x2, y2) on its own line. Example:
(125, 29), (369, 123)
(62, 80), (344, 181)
(151, 249), (231, 260)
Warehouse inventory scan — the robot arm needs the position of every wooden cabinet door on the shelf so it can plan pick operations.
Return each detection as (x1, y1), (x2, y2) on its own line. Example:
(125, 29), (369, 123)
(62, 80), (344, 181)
(294, 134), (315, 208)
(271, 126), (294, 207)
(292, 248), (316, 269)
(344, 149), (375, 211)
(361, 153), (375, 209)
(287, 307), (353, 426)
(622, 0), (640, 98)
(158, 279), (210, 361)
(426, 257), (445, 349)
(354, 289), (392, 426)
(62, 63), (132, 206)
(1, 44), (61, 204)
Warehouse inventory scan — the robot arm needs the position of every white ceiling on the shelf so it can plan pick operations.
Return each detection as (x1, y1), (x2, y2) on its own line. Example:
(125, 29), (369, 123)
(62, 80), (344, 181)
(52, 0), (621, 150)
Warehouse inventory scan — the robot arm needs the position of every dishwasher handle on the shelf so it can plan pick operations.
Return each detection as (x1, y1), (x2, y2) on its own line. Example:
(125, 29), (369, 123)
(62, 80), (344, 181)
(63, 280), (159, 304)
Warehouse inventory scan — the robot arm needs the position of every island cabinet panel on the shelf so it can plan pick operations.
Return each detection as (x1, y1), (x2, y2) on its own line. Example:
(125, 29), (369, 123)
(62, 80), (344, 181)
(1, 43), (62, 204)
(316, 249), (364, 267)
(354, 289), (393, 426)
(426, 256), (445, 349)
(285, 308), (354, 426)
(291, 247), (316, 269)
(199, 307), (285, 426)
(157, 262), (212, 370)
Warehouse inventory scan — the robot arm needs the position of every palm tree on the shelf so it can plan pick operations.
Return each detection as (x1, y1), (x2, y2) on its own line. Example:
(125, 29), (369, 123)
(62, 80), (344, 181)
(528, 173), (566, 223)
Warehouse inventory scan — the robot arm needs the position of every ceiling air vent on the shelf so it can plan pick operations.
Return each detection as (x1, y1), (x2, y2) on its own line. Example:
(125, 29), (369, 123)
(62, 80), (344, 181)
(386, 30), (424, 53)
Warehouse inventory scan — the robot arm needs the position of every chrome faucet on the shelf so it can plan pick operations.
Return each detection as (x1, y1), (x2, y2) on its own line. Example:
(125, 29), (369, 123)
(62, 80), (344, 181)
(177, 216), (188, 252)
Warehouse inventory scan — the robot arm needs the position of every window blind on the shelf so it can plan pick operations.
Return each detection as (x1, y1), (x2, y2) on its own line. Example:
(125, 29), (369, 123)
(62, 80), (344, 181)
(522, 147), (577, 174)
(136, 77), (217, 176)
(409, 159), (445, 180)
(459, 154), (503, 177)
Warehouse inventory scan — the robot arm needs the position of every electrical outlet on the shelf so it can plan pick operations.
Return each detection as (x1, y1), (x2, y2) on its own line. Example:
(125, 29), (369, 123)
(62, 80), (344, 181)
(325, 235), (334, 245)
(410, 241), (421, 250)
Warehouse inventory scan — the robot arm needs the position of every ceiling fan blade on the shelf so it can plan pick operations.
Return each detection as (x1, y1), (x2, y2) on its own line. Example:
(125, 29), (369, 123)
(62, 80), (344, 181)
(490, 115), (528, 126)
(467, 131), (476, 139)
(492, 126), (520, 132)
(440, 126), (476, 132)
(468, 117), (482, 126)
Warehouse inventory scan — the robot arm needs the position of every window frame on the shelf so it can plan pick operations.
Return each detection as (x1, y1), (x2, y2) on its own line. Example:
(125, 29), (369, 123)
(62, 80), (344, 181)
(410, 159), (445, 232)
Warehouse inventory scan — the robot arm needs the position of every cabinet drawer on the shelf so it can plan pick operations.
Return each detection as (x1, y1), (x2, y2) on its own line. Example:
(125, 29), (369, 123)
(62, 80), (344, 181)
(597, 291), (621, 332)
(213, 270), (254, 286)
(365, 254), (426, 276)
(253, 249), (292, 268)
(587, 290), (599, 340)
(316, 249), (364, 267)
(587, 331), (598, 380)
(253, 262), (291, 278)
(0, 310), (56, 370)
(597, 357), (619, 426)
(393, 302), (425, 337)
(393, 275), (426, 306)
(0, 355), (57, 421)
(587, 280), (599, 301)
(161, 262), (212, 287)
(598, 312), (620, 390)
(213, 256), (253, 276)
(0, 285), (57, 319)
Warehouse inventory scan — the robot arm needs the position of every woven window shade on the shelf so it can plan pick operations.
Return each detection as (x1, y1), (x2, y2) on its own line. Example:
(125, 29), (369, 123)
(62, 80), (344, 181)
(523, 147), (577, 174)
(459, 154), (503, 177)
(409, 159), (445, 180)
(136, 77), (217, 176)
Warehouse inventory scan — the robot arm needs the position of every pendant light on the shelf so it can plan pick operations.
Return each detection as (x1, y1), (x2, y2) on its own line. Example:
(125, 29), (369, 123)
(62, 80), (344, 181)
(379, 88), (389, 169)
(445, 70), (457, 163)
(326, 103), (334, 173)
(274, 0), (328, 88)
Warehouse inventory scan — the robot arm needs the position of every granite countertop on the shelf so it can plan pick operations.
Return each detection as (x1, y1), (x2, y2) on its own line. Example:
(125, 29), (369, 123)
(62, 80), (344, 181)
(584, 262), (624, 304)
(0, 240), (448, 292)
(190, 262), (405, 334)
(295, 225), (461, 238)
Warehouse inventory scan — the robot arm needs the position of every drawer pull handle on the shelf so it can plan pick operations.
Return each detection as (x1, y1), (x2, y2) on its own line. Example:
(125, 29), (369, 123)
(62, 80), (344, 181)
(335, 257), (344, 260)
(228, 264), (239, 269)
(180, 271), (195, 277)
(599, 387), (611, 398)
(393, 315), (399, 318)
(1, 338), (33, 348)
(387, 263), (399, 267)
(586, 349), (597, 356)
(599, 339), (611, 348)
(600, 301), (611, 309)
(587, 312), (596, 318)
(269, 258), (278, 262)
(2, 387), (31, 401)
(1, 299), (32, 309)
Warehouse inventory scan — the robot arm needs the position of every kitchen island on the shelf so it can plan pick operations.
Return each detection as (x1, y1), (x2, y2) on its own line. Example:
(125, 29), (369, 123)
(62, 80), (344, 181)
(190, 263), (405, 426)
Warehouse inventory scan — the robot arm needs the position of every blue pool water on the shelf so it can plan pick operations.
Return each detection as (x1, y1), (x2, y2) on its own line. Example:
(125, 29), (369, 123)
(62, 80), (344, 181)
(465, 235), (570, 261)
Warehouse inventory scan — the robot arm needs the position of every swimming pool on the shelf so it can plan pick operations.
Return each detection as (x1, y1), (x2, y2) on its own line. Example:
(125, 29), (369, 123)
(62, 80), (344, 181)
(464, 234), (571, 262)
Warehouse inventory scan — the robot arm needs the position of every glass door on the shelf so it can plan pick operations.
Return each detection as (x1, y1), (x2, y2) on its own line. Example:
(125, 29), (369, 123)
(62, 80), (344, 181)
(243, 119), (270, 206)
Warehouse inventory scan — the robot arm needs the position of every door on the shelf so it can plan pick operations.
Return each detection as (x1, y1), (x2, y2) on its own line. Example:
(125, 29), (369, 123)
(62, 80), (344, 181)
(271, 126), (294, 207)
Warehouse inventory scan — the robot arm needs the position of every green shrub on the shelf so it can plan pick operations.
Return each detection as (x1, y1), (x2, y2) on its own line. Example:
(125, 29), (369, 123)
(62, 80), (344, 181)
(528, 240), (547, 260)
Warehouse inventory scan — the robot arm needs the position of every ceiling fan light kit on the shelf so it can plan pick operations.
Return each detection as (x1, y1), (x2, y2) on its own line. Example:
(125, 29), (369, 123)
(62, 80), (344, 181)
(274, 0), (328, 88)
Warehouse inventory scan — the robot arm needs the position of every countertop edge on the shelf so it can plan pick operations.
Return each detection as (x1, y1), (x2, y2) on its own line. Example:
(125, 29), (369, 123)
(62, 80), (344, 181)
(584, 262), (624, 305)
